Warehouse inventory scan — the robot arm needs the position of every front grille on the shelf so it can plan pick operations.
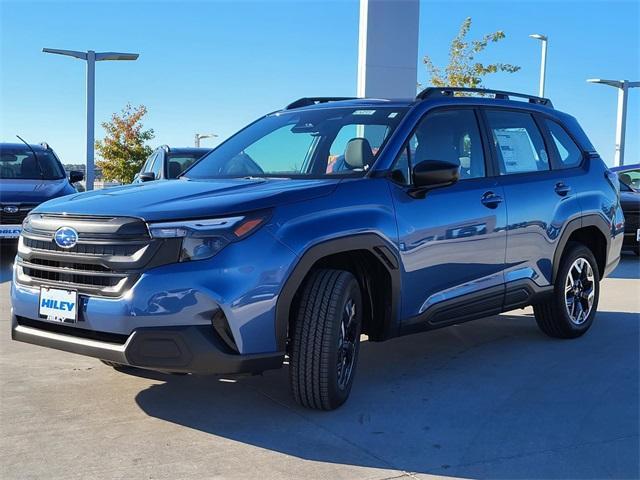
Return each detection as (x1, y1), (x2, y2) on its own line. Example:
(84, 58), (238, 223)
(22, 236), (142, 256)
(0, 207), (33, 225)
(15, 213), (180, 297)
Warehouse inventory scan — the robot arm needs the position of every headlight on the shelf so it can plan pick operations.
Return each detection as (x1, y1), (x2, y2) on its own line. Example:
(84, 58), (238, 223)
(148, 214), (268, 262)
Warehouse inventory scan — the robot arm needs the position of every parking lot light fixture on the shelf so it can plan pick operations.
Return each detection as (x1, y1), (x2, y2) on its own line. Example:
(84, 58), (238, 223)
(529, 34), (548, 98)
(42, 48), (139, 190)
(587, 79), (640, 166)
(195, 133), (218, 147)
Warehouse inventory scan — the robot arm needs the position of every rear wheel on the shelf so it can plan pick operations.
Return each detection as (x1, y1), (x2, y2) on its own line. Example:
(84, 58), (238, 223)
(289, 269), (363, 410)
(534, 242), (600, 338)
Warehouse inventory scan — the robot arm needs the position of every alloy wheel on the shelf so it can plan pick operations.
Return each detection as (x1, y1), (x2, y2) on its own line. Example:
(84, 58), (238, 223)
(336, 298), (358, 390)
(564, 257), (595, 325)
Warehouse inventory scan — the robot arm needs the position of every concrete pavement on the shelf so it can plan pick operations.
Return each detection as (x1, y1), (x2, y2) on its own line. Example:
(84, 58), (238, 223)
(1, 245), (638, 479)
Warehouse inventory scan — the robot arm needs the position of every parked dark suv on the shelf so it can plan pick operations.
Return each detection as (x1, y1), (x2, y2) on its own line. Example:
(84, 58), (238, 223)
(11, 88), (623, 410)
(0, 142), (82, 240)
(134, 145), (211, 182)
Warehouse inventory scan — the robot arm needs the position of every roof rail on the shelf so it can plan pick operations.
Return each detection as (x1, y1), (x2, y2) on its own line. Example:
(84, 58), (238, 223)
(286, 97), (357, 110)
(416, 87), (553, 108)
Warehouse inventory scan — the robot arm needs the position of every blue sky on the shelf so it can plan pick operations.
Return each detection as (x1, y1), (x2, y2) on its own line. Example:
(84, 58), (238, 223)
(1, 0), (638, 166)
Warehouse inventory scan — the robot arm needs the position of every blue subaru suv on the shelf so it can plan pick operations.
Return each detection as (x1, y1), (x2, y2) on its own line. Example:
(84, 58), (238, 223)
(11, 88), (623, 409)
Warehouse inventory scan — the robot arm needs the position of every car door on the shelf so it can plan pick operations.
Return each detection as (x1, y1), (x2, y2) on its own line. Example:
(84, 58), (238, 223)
(482, 108), (583, 297)
(388, 108), (508, 331)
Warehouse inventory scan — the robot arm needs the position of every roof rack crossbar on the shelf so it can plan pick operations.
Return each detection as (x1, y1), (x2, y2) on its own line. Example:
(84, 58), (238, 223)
(286, 97), (358, 110)
(416, 87), (553, 108)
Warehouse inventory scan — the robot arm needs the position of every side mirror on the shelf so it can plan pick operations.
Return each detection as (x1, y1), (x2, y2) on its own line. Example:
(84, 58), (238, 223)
(138, 172), (156, 182)
(69, 170), (84, 184)
(413, 160), (459, 190)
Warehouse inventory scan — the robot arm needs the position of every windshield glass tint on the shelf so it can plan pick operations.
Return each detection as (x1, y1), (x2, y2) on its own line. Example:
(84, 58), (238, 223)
(185, 106), (408, 179)
(0, 147), (65, 180)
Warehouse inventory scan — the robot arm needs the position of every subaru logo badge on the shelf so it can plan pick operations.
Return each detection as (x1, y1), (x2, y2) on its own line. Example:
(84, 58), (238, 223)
(2, 206), (19, 214)
(54, 227), (79, 249)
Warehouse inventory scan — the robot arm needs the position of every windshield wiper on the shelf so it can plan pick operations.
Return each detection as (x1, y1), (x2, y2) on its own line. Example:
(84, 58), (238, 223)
(16, 135), (45, 179)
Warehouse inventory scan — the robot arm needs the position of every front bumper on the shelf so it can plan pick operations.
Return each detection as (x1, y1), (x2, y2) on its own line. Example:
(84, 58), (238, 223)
(11, 314), (283, 374)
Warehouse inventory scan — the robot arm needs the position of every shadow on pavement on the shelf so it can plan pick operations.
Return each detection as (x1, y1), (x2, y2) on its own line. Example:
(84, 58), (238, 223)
(0, 244), (17, 284)
(134, 311), (639, 479)
(608, 254), (639, 280)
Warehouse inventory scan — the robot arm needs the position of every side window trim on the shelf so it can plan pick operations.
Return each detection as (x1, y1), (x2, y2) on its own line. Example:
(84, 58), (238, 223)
(532, 113), (557, 171)
(475, 108), (500, 178)
(158, 152), (167, 179)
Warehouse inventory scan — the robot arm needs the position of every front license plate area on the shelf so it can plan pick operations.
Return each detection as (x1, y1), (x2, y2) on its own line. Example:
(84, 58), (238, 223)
(39, 287), (78, 323)
(0, 225), (21, 238)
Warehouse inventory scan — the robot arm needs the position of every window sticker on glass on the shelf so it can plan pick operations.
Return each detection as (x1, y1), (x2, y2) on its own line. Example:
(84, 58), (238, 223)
(353, 110), (376, 116)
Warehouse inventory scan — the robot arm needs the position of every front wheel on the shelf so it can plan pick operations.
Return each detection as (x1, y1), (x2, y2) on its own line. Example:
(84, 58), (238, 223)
(534, 242), (600, 338)
(289, 269), (363, 410)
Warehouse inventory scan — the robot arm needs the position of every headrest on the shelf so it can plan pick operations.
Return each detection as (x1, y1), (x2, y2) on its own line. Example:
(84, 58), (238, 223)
(168, 161), (182, 179)
(619, 173), (631, 186)
(21, 155), (39, 176)
(344, 138), (374, 170)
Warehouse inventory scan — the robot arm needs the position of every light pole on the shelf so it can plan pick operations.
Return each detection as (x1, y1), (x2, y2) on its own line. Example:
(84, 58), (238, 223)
(587, 79), (640, 166)
(529, 34), (548, 97)
(43, 48), (139, 190)
(195, 133), (218, 147)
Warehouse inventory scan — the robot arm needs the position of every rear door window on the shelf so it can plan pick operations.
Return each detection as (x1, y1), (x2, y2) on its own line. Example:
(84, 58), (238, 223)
(485, 110), (550, 175)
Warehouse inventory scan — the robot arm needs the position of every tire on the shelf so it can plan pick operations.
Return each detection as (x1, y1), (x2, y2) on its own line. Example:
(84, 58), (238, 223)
(534, 242), (600, 339)
(289, 269), (363, 410)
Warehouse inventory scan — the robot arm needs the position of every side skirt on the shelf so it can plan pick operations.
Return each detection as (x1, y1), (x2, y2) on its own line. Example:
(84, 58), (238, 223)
(399, 279), (553, 337)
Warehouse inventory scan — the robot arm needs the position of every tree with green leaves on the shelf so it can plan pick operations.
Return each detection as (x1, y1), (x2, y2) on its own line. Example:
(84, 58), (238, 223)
(95, 104), (155, 184)
(422, 17), (520, 89)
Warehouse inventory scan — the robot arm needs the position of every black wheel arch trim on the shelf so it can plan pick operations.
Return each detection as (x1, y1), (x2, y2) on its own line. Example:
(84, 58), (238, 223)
(275, 233), (402, 351)
(552, 213), (611, 282)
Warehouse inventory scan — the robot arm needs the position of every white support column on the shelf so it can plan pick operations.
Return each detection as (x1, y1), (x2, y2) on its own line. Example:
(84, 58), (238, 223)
(357, 0), (420, 98)
(614, 82), (628, 167)
(86, 50), (96, 190)
(538, 38), (547, 98)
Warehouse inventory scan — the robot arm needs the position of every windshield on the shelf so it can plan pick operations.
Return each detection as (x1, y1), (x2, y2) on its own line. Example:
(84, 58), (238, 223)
(0, 146), (65, 180)
(185, 106), (408, 179)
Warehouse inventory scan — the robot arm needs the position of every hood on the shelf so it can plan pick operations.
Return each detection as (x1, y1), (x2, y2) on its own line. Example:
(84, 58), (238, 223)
(34, 177), (339, 221)
(0, 178), (72, 204)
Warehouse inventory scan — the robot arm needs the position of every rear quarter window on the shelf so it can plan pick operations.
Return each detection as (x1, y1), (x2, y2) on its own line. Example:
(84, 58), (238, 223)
(544, 119), (583, 169)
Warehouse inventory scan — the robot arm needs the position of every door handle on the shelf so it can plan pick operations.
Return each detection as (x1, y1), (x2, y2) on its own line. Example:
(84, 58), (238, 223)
(555, 182), (571, 196)
(481, 191), (503, 209)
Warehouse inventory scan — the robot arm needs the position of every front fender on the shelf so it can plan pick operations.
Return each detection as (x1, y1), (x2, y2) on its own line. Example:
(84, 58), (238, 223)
(270, 178), (400, 350)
